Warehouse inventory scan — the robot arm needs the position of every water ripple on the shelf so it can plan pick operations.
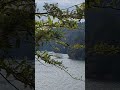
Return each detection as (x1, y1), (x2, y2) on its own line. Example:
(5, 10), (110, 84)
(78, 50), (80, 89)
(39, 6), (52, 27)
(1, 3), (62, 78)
(35, 53), (85, 90)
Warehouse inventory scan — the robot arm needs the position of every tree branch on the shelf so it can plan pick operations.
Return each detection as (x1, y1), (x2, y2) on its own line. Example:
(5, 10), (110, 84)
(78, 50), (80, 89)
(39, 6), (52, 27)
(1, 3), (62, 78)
(0, 72), (19, 90)
(92, 5), (120, 10)
(35, 12), (48, 14)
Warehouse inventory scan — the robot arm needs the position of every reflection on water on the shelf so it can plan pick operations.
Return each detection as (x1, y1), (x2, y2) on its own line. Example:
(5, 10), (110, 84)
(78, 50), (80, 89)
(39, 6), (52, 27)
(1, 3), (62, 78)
(35, 53), (85, 90)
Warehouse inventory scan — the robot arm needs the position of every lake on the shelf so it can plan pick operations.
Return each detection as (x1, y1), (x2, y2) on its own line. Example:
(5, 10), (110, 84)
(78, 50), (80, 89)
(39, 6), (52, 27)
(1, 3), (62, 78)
(35, 53), (85, 90)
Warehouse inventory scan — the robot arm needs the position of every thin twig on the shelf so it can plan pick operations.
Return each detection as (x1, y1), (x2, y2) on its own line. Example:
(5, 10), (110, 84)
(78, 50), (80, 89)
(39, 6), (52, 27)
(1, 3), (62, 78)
(0, 72), (19, 90)
(35, 57), (52, 67)
(54, 65), (85, 82)
(61, 3), (82, 10)
(35, 3), (83, 15)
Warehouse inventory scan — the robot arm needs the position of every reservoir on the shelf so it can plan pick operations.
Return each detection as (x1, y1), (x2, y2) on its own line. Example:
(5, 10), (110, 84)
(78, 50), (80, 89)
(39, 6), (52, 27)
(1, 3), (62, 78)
(35, 53), (85, 90)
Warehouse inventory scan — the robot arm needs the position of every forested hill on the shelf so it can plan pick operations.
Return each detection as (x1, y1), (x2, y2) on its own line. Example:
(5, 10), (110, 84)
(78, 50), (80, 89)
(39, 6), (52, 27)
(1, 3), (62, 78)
(40, 22), (85, 60)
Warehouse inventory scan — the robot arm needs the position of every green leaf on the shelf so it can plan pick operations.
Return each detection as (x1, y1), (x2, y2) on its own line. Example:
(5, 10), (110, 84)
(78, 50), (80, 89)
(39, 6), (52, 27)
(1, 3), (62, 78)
(48, 16), (53, 25)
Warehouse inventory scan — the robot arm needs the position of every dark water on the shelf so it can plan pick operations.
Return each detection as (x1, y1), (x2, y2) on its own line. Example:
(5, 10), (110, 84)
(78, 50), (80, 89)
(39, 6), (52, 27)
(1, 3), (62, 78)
(35, 53), (85, 90)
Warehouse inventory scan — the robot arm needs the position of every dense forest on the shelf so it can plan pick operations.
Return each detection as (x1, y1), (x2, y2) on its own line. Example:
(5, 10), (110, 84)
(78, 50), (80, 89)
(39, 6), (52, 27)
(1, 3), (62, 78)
(40, 22), (85, 60)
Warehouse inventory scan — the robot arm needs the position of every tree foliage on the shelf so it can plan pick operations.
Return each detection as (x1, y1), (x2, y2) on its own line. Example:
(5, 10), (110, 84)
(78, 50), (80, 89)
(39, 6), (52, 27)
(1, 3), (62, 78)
(86, 0), (120, 9)
(1, 0), (120, 89)
(0, 1), (85, 89)
(0, 0), (35, 89)
(35, 2), (85, 72)
(86, 0), (120, 56)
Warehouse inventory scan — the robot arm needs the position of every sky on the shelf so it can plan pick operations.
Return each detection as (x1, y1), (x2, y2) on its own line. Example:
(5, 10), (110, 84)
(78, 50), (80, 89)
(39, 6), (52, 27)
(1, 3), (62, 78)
(36, 0), (85, 12)
(35, 0), (85, 22)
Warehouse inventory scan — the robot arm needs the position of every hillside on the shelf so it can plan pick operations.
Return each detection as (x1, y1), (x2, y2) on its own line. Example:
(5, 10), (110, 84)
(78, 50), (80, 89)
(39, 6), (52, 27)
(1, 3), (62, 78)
(40, 22), (85, 60)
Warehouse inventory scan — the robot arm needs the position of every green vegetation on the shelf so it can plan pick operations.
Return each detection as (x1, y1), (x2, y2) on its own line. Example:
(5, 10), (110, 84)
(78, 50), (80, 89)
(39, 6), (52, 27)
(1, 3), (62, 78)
(39, 22), (85, 60)
(1, 0), (119, 89)
(88, 42), (120, 55)
(0, 1), (85, 89)
(35, 2), (85, 68)
(0, 0), (35, 89)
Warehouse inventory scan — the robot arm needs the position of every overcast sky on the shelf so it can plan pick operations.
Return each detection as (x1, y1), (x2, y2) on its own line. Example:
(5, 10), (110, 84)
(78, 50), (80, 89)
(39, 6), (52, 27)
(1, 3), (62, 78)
(36, 0), (85, 12)
(35, 0), (85, 22)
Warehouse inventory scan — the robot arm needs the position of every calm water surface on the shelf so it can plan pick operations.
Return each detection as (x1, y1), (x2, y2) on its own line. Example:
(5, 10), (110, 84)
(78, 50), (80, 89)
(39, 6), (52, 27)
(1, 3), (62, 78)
(35, 53), (85, 90)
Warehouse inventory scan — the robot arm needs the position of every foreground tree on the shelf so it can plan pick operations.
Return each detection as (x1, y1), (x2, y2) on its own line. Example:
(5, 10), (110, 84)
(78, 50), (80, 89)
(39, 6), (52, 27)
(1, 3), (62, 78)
(0, 1), (85, 89)
(1, 0), (120, 89)
(0, 0), (35, 89)
(35, 2), (85, 65)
